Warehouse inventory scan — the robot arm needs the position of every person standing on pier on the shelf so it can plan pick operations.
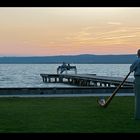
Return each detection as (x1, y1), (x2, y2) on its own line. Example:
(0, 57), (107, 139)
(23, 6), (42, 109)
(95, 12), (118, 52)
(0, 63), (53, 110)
(130, 49), (140, 120)
(60, 62), (67, 74)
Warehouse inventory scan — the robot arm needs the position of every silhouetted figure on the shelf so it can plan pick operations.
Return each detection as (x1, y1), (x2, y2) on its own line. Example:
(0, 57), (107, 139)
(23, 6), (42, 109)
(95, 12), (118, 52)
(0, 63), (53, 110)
(67, 63), (71, 70)
(130, 49), (140, 120)
(60, 62), (67, 74)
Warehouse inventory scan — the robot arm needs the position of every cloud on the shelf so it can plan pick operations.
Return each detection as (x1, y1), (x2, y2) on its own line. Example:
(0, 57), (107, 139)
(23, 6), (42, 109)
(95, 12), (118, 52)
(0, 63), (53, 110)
(107, 22), (122, 25)
(104, 35), (136, 40)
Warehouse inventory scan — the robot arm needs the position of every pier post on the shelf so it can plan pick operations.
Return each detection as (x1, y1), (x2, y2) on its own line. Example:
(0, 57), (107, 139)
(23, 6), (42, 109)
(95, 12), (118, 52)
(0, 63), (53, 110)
(107, 83), (111, 87)
(45, 77), (47, 83)
(94, 82), (97, 87)
(55, 77), (57, 82)
(42, 77), (44, 82)
(59, 77), (63, 83)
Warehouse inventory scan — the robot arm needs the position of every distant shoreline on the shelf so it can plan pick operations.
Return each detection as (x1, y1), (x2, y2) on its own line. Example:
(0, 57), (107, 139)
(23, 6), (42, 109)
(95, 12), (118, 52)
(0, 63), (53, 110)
(0, 63), (132, 64)
(0, 54), (136, 64)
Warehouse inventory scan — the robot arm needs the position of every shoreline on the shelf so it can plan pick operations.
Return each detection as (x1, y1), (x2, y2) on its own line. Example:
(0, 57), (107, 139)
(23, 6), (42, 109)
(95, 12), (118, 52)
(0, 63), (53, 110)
(0, 93), (134, 98)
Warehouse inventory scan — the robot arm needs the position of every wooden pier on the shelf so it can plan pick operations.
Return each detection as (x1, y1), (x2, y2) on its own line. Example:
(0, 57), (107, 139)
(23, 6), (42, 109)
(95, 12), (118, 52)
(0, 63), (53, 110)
(40, 74), (134, 87)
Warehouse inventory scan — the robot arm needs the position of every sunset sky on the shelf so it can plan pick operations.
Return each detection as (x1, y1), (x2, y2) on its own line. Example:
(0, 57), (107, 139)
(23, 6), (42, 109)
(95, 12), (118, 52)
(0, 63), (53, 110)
(0, 7), (140, 56)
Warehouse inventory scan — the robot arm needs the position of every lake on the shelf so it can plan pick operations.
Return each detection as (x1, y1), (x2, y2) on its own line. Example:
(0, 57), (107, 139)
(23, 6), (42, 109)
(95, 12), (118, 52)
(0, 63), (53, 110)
(0, 64), (133, 87)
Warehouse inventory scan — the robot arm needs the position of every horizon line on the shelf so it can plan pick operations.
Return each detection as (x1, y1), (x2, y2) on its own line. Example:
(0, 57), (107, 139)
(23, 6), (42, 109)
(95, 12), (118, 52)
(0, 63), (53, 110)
(0, 53), (136, 57)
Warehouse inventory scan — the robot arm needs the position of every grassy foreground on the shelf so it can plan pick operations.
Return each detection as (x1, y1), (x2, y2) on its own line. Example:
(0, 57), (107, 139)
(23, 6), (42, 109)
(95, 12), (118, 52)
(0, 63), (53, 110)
(0, 96), (140, 133)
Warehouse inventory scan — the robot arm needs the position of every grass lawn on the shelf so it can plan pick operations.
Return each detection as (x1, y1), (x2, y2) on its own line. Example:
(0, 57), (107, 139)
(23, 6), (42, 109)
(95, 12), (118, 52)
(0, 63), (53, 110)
(0, 96), (139, 133)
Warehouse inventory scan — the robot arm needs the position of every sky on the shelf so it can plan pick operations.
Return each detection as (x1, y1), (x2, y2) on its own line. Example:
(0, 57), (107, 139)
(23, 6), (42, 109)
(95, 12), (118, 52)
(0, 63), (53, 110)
(0, 7), (140, 56)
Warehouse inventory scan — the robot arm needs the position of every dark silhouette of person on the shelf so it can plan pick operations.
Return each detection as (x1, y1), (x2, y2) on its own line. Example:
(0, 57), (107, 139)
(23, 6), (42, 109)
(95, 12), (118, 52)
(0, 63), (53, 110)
(130, 49), (140, 119)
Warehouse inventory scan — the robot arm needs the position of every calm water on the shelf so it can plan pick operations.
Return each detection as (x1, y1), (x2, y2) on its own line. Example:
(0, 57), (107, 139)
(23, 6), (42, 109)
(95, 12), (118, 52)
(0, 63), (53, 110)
(0, 64), (133, 87)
